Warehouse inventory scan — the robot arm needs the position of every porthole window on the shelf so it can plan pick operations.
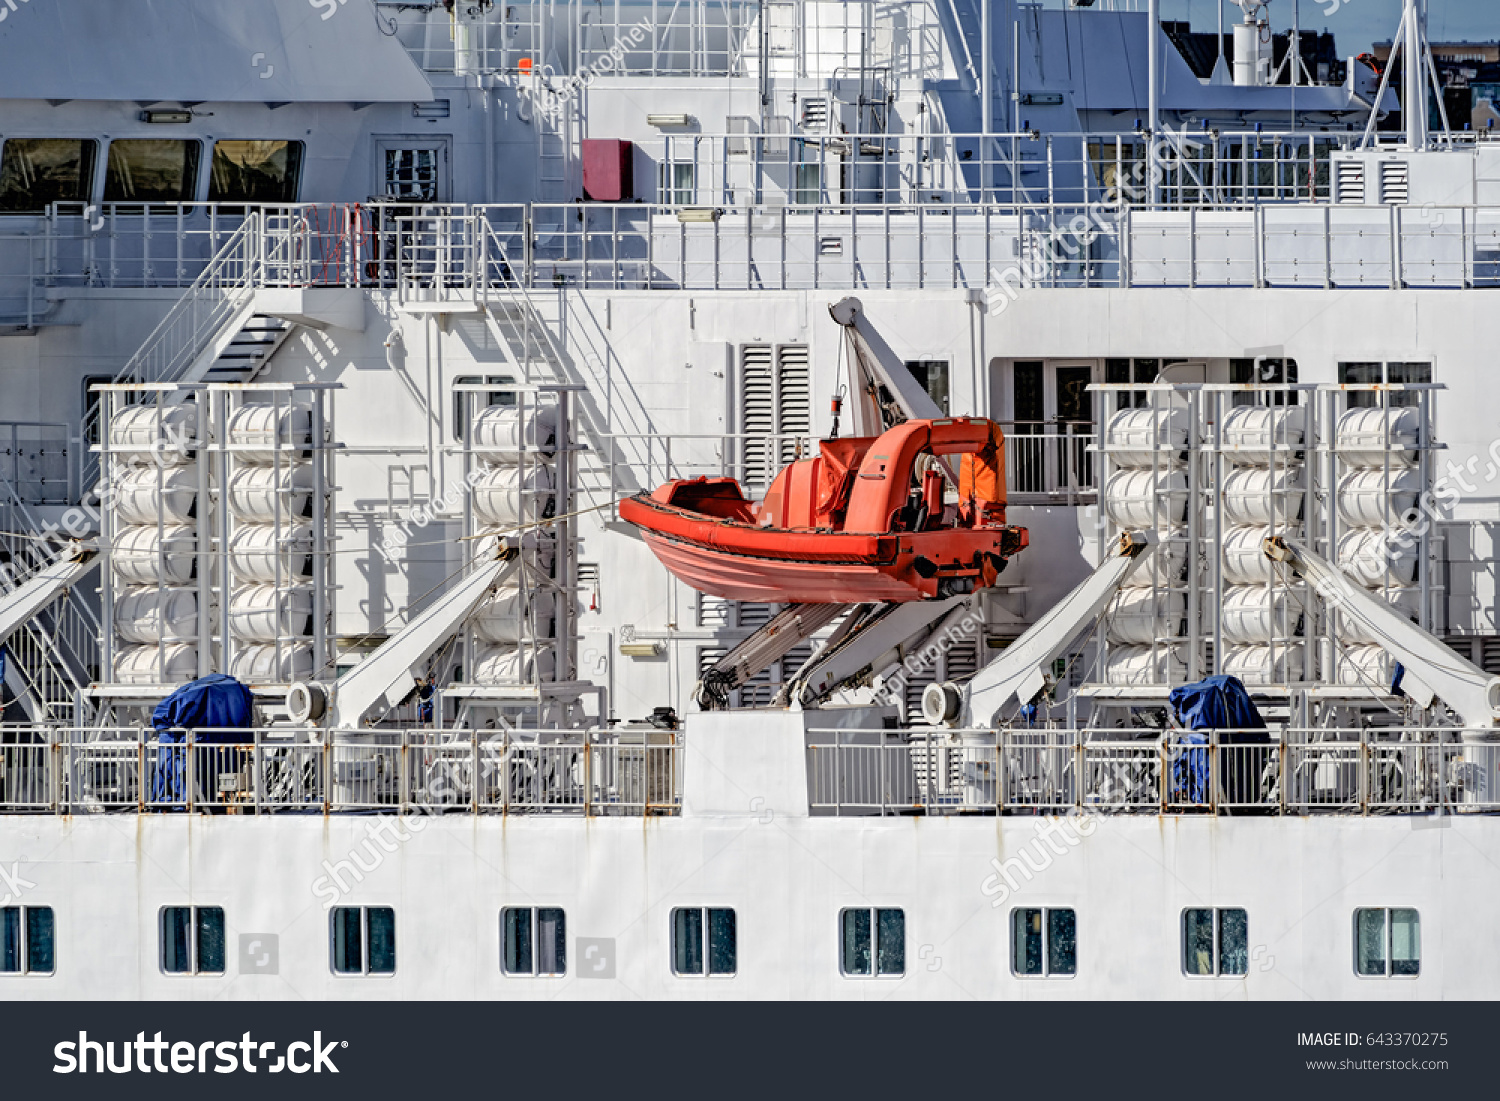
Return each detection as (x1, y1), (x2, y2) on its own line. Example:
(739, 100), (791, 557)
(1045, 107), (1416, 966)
(330, 906), (395, 975)
(160, 906), (224, 975)
(671, 908), (736, 976)
(502, 907), (566, 976)
(1011, 907), (1076, 977)
(839, 907), (904, 977)
(1, 906), (54, 975)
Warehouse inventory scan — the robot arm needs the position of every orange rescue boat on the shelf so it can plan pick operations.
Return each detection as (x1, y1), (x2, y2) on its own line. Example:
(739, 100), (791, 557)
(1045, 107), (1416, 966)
(619, 417), (1029, 604)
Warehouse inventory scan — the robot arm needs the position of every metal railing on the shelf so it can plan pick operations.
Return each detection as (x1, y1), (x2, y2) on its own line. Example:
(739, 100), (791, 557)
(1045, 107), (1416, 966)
(0, 729), (681, 816)
(806, 727), (1500, 816)
(22, 199), (1500, 301)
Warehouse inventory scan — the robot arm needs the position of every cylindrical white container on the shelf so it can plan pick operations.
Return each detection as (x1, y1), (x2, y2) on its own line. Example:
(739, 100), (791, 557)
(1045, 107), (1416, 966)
(113, 464), (199, 525)
(229, 524), (315, 583)
(472, 464), (555, 527)
(1221, 643), (1306, 685)
(1220, 404), (1306, 465)
(1335, 643), (1397, 689)
(1220, 585), (1303, 645)
(1221, 524), (1291, 585)
(471, 405), (557, 457)
(1336, 406), (1421, 469)
(1339, 587), (1423, 645)
(1220, 465), (1305, 527)
(113, 642), (197, 685)
(1106, 588), (1186, 645)
(1336, 528), (1419, 588)
(108, 405), (198, 465)
(227, 404), (314, 463)
(472, 643), (556, 685)
(1104, 644), (1188, 686)
(228, 584), (316, 642)
(1103, 407), (1188, 468)
(114, 587), (199, 644)
(1335, 467), (1423, 529)
(1103, 469), (1189, 528)
(230, 642), (316, 684)
(112, 524), (197, 585)
(471, 585), (558, 644)
(1121, 539), (1190, 590)
(228, 464), (316, 522)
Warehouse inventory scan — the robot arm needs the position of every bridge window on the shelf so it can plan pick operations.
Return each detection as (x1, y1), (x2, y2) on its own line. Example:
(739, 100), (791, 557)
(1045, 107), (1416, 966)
(672, 907), (737, 976)
(840, 907), (904, 977)
(1, 906), (54, 975)
(104, 139), (201, 205)
(1011, 907), (1076, 977)
(502, 907), (566, 976)
(1355, 908), (1420, 977)
(208, 140), (304, 204)
(0, 139), (98, 213)
(160, 906), (224, 975)
(331, 906), (395, 975)
(1182, 907), (1248, 976)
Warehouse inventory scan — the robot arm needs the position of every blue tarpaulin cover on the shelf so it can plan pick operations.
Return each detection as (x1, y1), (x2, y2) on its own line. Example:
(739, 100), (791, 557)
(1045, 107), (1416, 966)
(151, 674), (254, 802)
(1166, 675), (1270, 804)
(1168, 674), (1267, 736)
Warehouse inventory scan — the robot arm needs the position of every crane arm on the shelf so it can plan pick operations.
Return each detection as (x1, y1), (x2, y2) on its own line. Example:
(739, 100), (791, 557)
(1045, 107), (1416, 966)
(1263, 535), (1500, 726)
(288, 555), (514, 728)
(0, 545), (98, 646)
(922, 531), (1157, 728)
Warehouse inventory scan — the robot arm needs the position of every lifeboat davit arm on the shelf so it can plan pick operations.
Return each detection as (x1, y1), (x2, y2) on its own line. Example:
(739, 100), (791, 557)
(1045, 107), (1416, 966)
(828, 297), (944, 435)
(695, 603), (849, 710)
(785, 595), (977, 710)
(922, 531), (1157, 728)
(0, 543), (98, 646)
(1264, 535), (1500, 727)
(288, 554), (512, 729)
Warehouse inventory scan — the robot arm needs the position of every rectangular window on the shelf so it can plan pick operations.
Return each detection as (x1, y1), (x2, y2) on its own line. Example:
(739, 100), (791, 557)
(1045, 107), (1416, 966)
(1339, 361), (1431, 408)
(1011, 907), (1077, 977)
(1105, 357), (1160, 410)
(502, 907), (566, 976)
(904, 360), (951, 415)
(1182, 908), (1248, 976)
(104, 139), (201, 205)
(0, 139), (99, 213)
(1355, 908), (1420, 977)
(665, 162), (695, 206)
(839, 907), (904, 977)
(159, 906), (224, 975)
(207, 140), (304, 204)
(672, 907), (737, 976)
(1, 906), (54, 975)
(331, 906), (396, 975)
(794, 162), (822, 206)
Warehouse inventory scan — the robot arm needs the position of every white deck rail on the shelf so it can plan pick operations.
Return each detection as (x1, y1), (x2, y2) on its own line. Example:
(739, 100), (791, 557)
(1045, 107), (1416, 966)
(0, 728), (681, 816)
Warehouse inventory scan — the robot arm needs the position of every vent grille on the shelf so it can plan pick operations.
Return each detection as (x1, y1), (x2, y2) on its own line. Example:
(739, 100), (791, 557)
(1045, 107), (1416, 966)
(1335, 161), (1365, 204)
(1380, 161), (1410, 205)
(800, 98), (829, 131)
(740, 343), (811, 485)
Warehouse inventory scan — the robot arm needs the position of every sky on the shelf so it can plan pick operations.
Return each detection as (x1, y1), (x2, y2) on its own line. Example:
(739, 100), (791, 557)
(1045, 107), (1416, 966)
(1153, 0), (1498, 56)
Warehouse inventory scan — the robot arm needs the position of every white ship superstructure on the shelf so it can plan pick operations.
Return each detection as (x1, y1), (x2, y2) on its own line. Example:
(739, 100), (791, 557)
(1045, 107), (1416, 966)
(0, 0), (1497, 998)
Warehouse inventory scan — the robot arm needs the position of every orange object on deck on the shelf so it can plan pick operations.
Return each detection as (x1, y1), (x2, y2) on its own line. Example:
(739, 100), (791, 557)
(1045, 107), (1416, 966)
(619, 417), (1028, 604)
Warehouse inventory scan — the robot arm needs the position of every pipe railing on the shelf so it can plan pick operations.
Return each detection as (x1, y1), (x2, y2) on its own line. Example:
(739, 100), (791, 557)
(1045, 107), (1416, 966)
(0, 728), (681, 816)
(806, 727), (1500, 816)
